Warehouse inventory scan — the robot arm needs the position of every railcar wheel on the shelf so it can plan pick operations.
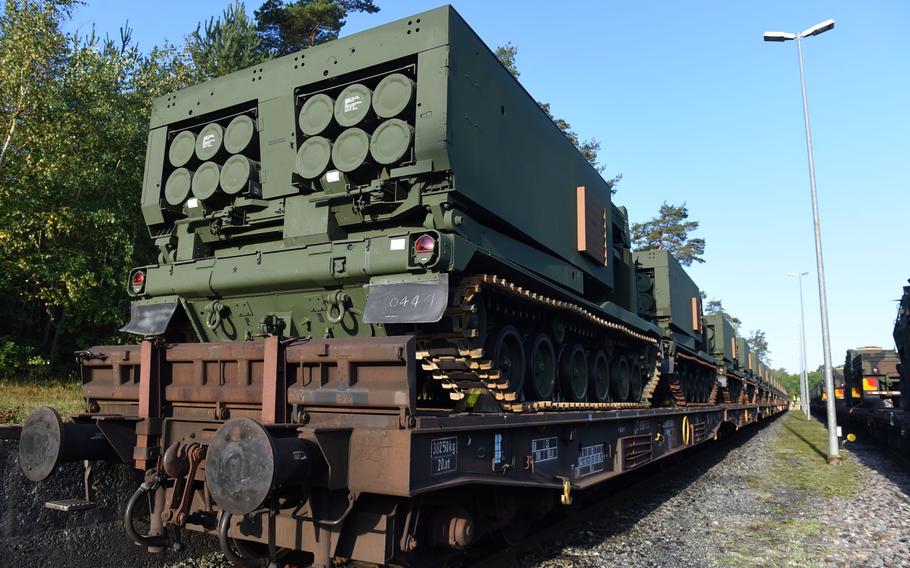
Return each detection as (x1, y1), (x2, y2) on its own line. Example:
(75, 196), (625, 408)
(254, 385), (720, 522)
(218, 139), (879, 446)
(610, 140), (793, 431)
(492, 326), (526, 399)
(558, 344), (588, 402)
(526, 333), (556, 401)
(629, 360), (643, 402)
(588, 350), (610, 402)
(610, 357), (630, 402)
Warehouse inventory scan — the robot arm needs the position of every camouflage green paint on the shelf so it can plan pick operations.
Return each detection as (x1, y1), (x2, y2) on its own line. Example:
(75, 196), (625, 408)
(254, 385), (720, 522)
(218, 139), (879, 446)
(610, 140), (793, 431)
(127, 6), (657, 342)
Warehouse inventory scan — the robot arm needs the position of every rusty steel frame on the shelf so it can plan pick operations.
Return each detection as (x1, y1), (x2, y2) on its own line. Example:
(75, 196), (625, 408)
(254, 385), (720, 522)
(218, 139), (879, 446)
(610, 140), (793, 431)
(67, 336), (787, 565)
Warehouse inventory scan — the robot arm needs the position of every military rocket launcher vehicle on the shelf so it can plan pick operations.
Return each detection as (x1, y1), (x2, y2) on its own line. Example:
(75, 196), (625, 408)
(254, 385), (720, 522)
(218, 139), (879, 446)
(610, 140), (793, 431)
(14, 8), (792, 565)
(123, 5), (660, 410)
(634, 249), (717, 404)
(705, 312), (746, 404)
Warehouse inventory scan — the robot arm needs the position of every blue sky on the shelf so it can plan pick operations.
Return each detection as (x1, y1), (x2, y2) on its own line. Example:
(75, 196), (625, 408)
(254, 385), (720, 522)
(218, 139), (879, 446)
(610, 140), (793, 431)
(64, 1), (910, 375)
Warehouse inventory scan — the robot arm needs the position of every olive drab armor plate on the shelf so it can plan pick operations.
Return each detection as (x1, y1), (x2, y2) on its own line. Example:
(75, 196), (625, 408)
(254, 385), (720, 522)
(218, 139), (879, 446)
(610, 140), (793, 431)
(125, 6), (660, 368)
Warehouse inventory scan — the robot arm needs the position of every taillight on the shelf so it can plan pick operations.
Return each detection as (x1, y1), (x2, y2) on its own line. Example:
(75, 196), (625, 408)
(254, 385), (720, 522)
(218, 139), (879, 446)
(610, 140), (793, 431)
(414, 234), (436, 253)
(131, 270), (146, 294)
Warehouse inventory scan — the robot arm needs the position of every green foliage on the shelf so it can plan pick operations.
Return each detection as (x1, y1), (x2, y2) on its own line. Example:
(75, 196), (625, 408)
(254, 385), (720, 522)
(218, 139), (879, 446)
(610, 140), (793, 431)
(0, 1), (383, 376)
(705, 299), (741, 331)
(537, 101), (605, 174)
(255, 0), (379, 55)
(631, 201), (706, 266)
(0, 1), (192, 375)
(748, 329), (770, 363)
(188, 1), (268, 80)
(494, 42), (616, 189)
(494, 42), (519, 77)
(776, 368), (822, 398)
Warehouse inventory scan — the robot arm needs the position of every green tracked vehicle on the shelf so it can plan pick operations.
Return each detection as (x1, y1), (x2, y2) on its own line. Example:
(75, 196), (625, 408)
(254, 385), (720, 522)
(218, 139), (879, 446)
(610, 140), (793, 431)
(123, 5), (660, 411)
(843, 347), (901, 408)
(705, 312), (745, 404)
(634, 249), (717, 404)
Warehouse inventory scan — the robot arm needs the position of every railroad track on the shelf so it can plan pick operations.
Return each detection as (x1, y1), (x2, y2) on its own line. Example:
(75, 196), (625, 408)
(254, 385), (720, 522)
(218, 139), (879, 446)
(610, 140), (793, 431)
(454, 416), (780, 568)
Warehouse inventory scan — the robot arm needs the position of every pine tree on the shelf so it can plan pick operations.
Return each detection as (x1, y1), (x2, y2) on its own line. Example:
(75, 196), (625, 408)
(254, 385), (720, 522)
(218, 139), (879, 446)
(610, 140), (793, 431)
(631, 202), (706, 266)
(747, 329), (770, 362)
(495, 42), (520, 78)
(187, 1), (267, 81)
(254, 0), (379, 56)
(705, 299), (741, 331)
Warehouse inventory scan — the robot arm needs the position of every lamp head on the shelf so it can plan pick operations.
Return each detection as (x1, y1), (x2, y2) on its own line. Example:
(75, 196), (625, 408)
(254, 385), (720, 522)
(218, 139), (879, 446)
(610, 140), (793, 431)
(764, 31), (797, 42)
(801, 19), (835, 38)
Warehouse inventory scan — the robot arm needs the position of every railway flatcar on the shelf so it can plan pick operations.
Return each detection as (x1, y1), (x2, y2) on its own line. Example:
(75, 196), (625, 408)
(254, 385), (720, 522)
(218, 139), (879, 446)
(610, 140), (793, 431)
(15, 6), (787, 567)
(633, 249), (716, 405)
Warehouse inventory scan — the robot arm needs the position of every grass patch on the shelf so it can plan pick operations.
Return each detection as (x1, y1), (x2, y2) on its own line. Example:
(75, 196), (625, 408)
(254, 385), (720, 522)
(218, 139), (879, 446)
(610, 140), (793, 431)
(0, 377), (84, 423)
(714, 412), (864, 568)
(720, 517), (825, 568)
(765, 412), (861, 498)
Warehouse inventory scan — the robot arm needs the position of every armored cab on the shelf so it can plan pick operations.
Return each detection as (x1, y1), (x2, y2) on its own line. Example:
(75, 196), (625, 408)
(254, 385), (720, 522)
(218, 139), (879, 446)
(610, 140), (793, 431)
(894, 280), (910, 410)
(634, 249), (715, 404)
(122, 5), (660, 409)
(844, 347), (901, 408)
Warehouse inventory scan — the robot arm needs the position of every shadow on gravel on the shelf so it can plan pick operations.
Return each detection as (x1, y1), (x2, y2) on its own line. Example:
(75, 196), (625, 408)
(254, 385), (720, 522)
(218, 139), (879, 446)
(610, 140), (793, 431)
(842, 439), (910, 498)
(783, 422), (828, 460)
(520, 415), (782, 567)
(0, 439), (221, 568)
(809, 410), (910, 498)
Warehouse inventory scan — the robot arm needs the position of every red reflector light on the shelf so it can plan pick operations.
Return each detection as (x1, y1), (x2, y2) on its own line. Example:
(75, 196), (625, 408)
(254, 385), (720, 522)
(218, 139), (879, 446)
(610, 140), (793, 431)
(131, 271), (145, 293)
(414, 235), (436, 253)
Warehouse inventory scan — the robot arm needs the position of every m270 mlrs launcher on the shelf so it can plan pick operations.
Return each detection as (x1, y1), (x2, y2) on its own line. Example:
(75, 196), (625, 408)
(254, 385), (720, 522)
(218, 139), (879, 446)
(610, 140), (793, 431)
(17, 6), (787, 567)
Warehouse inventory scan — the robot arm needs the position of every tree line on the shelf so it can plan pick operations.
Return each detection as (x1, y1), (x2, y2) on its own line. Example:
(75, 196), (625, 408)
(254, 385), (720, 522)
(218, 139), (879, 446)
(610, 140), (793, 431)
(0, 2), (775, 379)
(0, 0), (377, 376)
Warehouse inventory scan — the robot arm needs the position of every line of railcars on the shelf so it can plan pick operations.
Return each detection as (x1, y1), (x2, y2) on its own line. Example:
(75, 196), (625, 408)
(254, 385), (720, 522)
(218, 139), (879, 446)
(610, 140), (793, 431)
(15, 7), (786, 567)
(810, 282), (910, 453)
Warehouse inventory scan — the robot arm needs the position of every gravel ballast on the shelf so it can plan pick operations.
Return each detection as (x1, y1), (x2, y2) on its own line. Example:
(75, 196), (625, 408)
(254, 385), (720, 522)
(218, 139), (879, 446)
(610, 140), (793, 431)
(521, 412), (910, 568)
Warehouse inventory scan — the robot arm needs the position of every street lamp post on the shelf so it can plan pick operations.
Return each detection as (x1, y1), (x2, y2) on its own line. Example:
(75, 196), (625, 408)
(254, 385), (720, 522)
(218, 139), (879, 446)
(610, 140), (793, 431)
(765, 19), (841, 464)
(787, 271), (810, 420)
